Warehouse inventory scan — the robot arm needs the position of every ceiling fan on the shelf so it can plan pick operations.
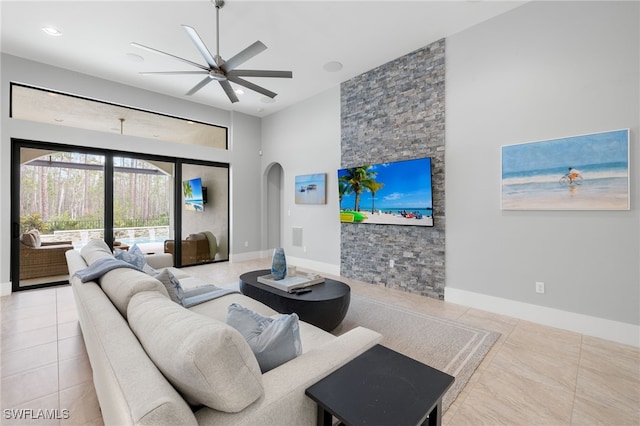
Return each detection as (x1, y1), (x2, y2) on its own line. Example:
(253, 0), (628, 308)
(131, 0), (292, 103)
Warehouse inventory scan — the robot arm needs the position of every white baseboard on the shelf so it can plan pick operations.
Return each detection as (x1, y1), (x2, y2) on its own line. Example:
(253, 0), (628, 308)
(229, 250), (264, 263)
(445, 287), (639, 348)
(1, 281), (12, 297)
(283, 256), (340, 277)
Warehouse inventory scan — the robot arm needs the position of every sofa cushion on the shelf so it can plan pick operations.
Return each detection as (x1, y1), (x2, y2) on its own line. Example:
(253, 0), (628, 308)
(227, 303), (302, 373)
(100, 268), (169, 318)
(127, 291), (264, 413)
(115, 244), (157, 275)
(80, 239), (114, 265)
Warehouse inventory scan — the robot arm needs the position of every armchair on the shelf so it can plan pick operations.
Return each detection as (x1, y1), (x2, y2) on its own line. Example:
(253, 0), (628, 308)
(164, 231), (218, 265)
(19, 230), (73, 280)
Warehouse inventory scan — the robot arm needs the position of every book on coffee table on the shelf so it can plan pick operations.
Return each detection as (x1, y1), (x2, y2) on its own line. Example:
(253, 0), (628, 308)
(257, 273), (325, 292)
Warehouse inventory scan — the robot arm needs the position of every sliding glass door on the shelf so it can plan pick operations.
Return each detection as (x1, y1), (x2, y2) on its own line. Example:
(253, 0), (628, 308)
(14, 146), (105, 289)
(112, 157), (174, 254)
(11, 140), (229, 291)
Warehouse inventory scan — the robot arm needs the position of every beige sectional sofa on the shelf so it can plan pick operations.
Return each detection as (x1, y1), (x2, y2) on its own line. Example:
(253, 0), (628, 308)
(66, 240), (381, 425)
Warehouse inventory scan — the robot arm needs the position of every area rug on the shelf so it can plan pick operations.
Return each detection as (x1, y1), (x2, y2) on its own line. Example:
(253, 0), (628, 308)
(333, 294), (500, 411)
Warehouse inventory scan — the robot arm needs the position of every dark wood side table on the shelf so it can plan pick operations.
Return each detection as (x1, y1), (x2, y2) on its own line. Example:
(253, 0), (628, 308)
(239, 269), (350, 332)
(305, 344), (455, 426)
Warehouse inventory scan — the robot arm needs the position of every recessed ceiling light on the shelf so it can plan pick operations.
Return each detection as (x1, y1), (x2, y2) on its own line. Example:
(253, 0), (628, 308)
(234, 88), (245, 95)
(323, 61), (343, 72)
(41, 26), (62, 37)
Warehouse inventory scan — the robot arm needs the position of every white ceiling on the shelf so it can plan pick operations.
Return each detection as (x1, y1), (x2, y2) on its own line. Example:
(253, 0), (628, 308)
(1, 1), (526, 118)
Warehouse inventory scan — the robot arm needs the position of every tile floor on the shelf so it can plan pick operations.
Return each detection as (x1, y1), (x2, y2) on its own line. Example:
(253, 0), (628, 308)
(1, 258), (638, 425)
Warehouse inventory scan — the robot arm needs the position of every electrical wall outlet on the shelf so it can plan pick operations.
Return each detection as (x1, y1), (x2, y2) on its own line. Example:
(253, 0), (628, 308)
(535, 282), (545, 294)
(389, 259), (395, 268)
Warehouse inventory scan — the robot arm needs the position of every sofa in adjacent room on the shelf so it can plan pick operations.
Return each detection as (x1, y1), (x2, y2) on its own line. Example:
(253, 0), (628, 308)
(66, 240), (381, 425)
(20, 229), (73, 279)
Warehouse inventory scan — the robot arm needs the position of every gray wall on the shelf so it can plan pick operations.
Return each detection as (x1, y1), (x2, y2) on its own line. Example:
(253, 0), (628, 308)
(261, 87), (342, 273)
(445, 1), (639, 326)
(340, 40), (446, 299)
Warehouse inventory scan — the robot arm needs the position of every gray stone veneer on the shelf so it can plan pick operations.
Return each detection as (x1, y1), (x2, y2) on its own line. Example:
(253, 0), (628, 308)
(340, 39), (445, 299)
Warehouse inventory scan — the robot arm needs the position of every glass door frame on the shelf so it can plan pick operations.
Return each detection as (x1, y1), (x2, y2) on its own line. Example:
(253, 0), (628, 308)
(10, 138), (230, 292)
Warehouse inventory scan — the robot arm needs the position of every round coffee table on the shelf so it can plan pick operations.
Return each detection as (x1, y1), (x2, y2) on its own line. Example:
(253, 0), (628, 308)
(239, 269), (350, 332)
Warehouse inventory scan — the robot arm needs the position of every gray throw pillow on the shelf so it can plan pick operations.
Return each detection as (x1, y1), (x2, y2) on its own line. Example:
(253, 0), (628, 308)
(226, 303), (302, 373)
(154, 269), (184, 304)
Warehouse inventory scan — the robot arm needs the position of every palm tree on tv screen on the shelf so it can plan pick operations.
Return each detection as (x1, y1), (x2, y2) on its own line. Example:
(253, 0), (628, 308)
(364, 180), (385, 214)
(183, 180), (193, 199)
(339, 166), (378, 212)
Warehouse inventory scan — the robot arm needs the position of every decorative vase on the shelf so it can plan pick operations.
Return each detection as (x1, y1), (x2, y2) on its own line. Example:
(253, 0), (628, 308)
(271, 247), (287, 280)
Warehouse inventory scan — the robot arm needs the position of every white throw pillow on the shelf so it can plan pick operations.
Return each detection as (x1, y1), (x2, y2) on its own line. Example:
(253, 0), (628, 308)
(226, 303), (302, 373)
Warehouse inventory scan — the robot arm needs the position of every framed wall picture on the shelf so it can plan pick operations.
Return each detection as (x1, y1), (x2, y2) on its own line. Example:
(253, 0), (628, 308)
(501, 129), (629, 210)
(295, 173), (326, 205)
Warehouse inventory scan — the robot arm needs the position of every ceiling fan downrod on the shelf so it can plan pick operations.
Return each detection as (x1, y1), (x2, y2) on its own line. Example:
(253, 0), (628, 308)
(212, 0), (224, 60)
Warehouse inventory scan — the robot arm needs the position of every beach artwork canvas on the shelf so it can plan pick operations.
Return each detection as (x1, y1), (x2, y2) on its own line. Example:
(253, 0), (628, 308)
(183, 177), (204, 211)
(501, 129), (629, 210)
(295, 173), (326, 204)
(338, 157), (434, 227)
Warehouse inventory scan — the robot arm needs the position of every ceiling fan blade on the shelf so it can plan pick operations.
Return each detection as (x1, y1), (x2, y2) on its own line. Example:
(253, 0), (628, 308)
(131, 42), (209, 71)
(228, 70), (293, 79)
(219, 80), (239, 103)
(181, 25), (219, 69)
(140, 71), (209, 76)
(227, 75), (277, 99)
(222, 41), (267, 72)
(185, 76), (215, 96)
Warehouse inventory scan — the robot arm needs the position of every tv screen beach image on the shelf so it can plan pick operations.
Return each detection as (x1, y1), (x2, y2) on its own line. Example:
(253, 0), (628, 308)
(338, 157), (434, 227)
(501, 129), (629, 210)
(183, 178), (204, 211)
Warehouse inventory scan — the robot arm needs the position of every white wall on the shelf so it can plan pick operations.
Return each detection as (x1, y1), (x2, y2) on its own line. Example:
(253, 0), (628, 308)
(445, 1), (639, 345)
(260, 87), (341, 274)
(1, 54), (262, 293)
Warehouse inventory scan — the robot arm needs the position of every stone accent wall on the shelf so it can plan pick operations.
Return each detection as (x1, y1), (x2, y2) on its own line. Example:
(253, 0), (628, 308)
(340, 39), (446, 299)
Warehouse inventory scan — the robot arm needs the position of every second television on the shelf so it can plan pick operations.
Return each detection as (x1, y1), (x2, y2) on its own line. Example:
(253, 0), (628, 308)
(338, 157), (434, 227)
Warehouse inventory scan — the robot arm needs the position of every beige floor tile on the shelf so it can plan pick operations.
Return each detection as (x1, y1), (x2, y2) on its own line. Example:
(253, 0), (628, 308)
(1, 341), (58, 378)
(58, 335), (86, 361)
(1, 364), (59, 408)
(490, 339), (580, 391)
(1, 289), (57, 311)
(1, 325), (57, 354)
(59, 381), (102, 426)
(1, 311), (58, 336)
(58, 354), (92, 390)
(571, 393), (640, 426)
(0, 393), (60, 426)
(57, 321), (81, 340)
(447, 363), (575, 426)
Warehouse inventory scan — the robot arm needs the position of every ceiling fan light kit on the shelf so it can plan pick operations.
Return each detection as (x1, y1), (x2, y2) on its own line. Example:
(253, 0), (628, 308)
(132, 0), (292, 104)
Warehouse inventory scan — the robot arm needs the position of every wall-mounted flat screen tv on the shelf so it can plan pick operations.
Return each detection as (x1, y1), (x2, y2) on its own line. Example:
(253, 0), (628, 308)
(183, 177), (204, 211)
(338, 157), (433, 227)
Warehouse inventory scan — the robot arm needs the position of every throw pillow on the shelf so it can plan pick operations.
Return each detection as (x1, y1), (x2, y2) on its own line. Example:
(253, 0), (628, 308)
(20, 232), (36, 247)
(115, 244), (157, 275)
(27, 229), (42, 247)
(226, 303), (302, 373)
(154, 269), (185, 304)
